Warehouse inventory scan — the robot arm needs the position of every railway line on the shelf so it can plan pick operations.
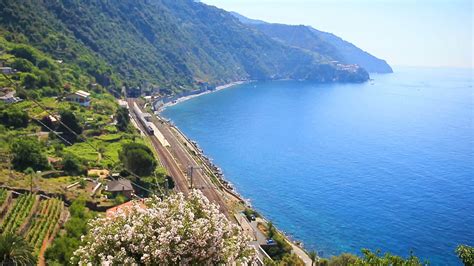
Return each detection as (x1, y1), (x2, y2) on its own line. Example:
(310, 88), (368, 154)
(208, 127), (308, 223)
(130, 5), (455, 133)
(127, 99), (189, 195)
(127, 99), (229, 216)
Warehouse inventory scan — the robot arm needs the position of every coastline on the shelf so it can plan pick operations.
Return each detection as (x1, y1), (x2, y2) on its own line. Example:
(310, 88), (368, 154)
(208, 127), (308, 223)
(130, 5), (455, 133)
(151, 82), (313, 264)
(158, 81), (248, 112)
(157, 112), (313, 264)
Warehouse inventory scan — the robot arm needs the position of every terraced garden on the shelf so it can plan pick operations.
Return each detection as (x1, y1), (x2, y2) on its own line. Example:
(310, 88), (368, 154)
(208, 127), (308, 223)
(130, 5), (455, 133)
(0, 191), (67, 260)
(0, 188), (8, 204)
(25, 198), (64, 252)
(1, 193), (37, 233)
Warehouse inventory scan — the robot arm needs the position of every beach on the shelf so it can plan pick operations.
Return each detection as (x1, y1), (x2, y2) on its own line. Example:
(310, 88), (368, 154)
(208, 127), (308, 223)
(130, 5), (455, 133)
(158, 81), (247, 111)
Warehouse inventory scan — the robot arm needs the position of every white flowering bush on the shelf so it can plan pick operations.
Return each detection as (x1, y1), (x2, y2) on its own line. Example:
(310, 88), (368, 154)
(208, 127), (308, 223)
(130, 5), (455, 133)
(73, 190), (254, 265)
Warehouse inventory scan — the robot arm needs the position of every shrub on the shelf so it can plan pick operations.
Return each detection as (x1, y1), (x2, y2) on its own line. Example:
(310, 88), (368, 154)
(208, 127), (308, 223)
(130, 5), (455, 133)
(119, 143), (156, 177)
(10, 138), (49, 171)
(73, 190), (254, 264)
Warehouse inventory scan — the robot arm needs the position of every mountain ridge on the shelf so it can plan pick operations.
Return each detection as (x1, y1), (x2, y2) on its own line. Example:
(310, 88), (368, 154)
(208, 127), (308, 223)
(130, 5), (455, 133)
(0, 0), (370, 94)
(231, 12), (393, 74)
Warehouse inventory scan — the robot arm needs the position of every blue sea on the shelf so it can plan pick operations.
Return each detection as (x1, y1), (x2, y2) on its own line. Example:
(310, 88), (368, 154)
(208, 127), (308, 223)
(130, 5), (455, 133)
(162, 67), (474, 265)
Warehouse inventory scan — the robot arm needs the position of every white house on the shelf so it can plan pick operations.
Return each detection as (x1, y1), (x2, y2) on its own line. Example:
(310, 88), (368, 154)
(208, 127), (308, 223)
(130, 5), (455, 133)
(0, 91), (22, 104)
(65, 90), (91, 107)
(0, 67), (14, 75)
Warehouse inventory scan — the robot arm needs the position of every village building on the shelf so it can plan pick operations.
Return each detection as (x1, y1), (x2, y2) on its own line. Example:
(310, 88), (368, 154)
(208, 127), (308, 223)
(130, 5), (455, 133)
(105, 179), (134, 198)
(0, 90), (22, 104)
(65, 90), (91, 107)
(106, 200), (146, 218)
(0, 67), (14, 75)
(117, 99), (128, 109)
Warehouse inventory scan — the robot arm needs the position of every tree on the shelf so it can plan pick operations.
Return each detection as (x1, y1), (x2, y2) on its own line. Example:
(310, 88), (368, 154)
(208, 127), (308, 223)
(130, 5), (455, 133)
(10, 138), (49, 171)
(456, 245), (474, 266)
(327, 253), (360, 266)
(0, 233), (36, 265)
(0, 108), (28, 128)
(115, 107), (130, 131)
(21, 73), (38, 89)
(24, 167), (36, 193)
(46, 199), (94, 265)
(58, 110), (82, 143)
(268, 222), (275, 239)
(73, 190), (254, 265)
(309, 250), (317, 266)
(119, 143), (156, 177)
(11, 58), (34, 72)
(10, 46), (37, 65)
(62, 154), (82, 175)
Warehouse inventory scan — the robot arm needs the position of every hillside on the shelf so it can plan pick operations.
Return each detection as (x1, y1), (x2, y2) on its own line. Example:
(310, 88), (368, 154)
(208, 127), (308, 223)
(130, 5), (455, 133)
(0, 0), (368, 95)
(232, 12), (393, 73)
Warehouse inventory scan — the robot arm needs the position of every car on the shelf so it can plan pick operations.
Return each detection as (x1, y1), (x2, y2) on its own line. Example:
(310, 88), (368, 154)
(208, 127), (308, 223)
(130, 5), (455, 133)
(250, 215), (256, 221)
(266, 239), (276, 245)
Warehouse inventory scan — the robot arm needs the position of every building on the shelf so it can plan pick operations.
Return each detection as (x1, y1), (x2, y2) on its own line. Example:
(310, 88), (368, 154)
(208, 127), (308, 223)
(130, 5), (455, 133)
(117, 99), (128, 109)
(65, 90), (91, 107)
(106, 200), (146, 218)
(105, 179), (134, 198)
(0, 91), (22, 104)
(0, 67), (14, 75)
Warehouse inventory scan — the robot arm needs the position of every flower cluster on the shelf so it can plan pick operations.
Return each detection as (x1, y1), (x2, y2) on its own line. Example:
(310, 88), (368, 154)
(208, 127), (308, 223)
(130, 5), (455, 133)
(73, 190), (254, 265)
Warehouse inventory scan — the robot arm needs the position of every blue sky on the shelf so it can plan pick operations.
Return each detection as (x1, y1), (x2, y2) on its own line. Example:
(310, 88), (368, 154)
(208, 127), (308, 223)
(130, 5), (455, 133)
(203, 0), (473, 68)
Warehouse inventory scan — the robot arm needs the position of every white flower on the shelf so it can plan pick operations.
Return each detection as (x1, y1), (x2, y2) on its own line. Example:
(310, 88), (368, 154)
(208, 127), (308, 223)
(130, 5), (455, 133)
(73, 190), (254, 265)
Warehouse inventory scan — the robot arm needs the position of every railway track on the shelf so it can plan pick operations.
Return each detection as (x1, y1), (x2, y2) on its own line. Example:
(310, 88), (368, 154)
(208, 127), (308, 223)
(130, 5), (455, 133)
(127, 99), (229, 217)
(127, 99), (189, 195)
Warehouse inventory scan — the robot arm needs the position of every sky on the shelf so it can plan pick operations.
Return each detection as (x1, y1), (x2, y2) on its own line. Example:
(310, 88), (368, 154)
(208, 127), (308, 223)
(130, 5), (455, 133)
(202, 0), (473, 69)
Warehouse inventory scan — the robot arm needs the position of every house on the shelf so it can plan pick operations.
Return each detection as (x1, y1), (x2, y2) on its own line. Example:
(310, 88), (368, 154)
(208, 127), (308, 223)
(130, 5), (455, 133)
(0, 67), (14, 75)
(105, 179), (134, 198)
(106, 200), (146, 218)
(117, 99), (128, 109)
(65, 90), (91, 107)
(0, 91), (22, 104)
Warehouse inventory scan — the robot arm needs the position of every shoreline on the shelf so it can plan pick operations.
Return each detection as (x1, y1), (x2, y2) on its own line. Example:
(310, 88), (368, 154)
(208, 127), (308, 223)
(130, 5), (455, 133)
(151, 85), (313, 263)
(159, 114), (312, 263)
(157, 81), (248, 112)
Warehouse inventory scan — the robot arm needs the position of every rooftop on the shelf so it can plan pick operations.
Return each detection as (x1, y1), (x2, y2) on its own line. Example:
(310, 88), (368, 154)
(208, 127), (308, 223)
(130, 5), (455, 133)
(106, 178), (133, 192)
(73, 90), (91, 98)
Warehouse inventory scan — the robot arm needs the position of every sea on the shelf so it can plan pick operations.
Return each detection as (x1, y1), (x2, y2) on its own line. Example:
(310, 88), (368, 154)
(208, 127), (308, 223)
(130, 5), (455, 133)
(162, 67), (474, 265)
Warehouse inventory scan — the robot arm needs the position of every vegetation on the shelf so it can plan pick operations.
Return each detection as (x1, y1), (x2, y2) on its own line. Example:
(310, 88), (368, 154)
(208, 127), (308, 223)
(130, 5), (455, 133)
(1, 193), (36, 233)
(119, 143), (157, 177)
(315, 249), (425, 266)
(0, 233), (36, 265)
(0, 0), (368, 95)
(0, 106), (28, 128)
(25, 198), (63, 253)
(243, 207), (259, 221)
(115, 107), (130, 132)
(61, 154), (83, 176)
(262, 221), (293, 261)
(0, 189), (8, 206)
(45, 199), (94, 265)
(58, 110), (83, 143)
(10, 138), (49, 172)
(456, 245), (474, 266)
(73, 191), (254, 264)
(239, 16), (393, 74)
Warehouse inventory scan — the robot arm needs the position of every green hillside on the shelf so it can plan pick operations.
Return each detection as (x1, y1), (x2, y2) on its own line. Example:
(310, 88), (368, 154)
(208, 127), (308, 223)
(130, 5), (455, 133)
(232, 12), (393, 73)
(0, 0), (369, 94)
